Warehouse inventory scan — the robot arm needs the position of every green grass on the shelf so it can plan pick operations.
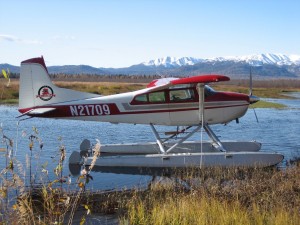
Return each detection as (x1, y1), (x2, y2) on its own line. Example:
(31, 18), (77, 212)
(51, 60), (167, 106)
(214, 85), (300, 99)
(0, 99), (19, 104)
(250, 100), (286, 109)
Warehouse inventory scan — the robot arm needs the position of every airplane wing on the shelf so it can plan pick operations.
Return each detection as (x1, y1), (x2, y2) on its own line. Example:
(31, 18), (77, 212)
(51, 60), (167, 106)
(147, 75), (230, 91)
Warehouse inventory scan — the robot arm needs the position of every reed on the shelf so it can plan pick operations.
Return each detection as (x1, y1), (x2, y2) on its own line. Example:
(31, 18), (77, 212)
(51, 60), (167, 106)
(0, 126), (98, 224)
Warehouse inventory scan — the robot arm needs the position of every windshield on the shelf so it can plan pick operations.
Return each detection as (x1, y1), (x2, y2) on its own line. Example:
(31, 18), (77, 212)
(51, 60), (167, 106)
(204, 85), (216, 97)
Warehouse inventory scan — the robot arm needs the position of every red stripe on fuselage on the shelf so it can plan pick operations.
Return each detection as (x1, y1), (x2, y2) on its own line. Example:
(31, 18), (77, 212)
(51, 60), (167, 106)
(18, 102), (249, 118)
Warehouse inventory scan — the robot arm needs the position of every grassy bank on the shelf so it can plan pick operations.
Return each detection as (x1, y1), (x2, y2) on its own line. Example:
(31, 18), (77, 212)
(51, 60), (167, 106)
(54, 81), (145, 95)
(250, 100), (286, 109)
(5, 165), (300, 224)
(70, 164), (300, 225)
(2, 159), (300, 224)
(214, 84), (300, 99)
(115, 165), (300, 224)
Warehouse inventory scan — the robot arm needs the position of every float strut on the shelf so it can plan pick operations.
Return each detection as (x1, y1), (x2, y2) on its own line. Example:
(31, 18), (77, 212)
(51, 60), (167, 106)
(150, 123), (166, 154)
(150, 124), (202, 154)
(166, 126), (201, 153)
(203, 124), (226, 152)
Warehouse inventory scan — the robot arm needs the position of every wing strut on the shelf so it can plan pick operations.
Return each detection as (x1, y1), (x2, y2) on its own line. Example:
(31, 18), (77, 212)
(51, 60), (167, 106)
(150, 82), (228, 155)
(150, 123), (201, 154)
(197, 83), (226, 153)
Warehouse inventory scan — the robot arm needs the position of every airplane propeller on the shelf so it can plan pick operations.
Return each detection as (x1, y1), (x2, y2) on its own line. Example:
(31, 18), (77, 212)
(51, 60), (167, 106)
(249, 66), (259, 122)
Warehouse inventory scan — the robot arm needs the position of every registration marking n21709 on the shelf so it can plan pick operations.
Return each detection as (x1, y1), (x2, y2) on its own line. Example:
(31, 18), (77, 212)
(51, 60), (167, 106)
(70, 104), (111, 116)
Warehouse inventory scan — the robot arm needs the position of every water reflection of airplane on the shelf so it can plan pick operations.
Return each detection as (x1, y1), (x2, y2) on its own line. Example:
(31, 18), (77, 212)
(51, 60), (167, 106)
(18, 57), (283, 174)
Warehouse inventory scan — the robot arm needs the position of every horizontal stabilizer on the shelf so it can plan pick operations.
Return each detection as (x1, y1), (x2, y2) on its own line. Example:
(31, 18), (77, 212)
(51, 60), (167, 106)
(17, 107), (56, 118)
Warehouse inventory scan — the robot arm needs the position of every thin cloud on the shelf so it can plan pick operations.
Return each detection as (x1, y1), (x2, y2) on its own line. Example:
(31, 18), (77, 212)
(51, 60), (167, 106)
(0, 34), (42, 44)
(86, 47), (104, 52)
(51, 35), (76, 41)
(23, 39), (43, 44)
(0, 34), (20, 42)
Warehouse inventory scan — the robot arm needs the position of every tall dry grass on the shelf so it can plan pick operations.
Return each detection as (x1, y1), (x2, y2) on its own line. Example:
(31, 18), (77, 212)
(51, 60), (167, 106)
(0, 126), (99, 225)
(119, 166), (300, 225)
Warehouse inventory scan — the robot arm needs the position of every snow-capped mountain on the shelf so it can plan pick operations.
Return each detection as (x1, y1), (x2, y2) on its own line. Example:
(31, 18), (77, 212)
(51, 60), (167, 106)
(142, 54), (300, 68)
(142, 56), (204, 67)
(215, 53), (300, 66)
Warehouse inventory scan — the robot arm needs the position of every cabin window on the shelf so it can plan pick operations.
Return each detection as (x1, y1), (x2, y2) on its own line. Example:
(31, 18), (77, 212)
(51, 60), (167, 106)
(134, 94), (148, 103)
(149, 91), (166, 103)
(169, 89), (195, 102)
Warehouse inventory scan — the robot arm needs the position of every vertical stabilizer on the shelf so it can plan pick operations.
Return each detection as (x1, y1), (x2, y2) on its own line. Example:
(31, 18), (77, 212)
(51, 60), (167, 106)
(19, 56), (99, 110)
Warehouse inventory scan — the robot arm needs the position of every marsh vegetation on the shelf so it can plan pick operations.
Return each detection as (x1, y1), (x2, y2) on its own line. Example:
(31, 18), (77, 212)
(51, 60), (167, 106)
(119, 165), (300, 225)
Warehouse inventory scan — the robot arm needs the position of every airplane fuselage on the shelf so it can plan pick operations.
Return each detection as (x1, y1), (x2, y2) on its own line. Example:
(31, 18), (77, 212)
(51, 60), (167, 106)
(19, 85), (250, 126)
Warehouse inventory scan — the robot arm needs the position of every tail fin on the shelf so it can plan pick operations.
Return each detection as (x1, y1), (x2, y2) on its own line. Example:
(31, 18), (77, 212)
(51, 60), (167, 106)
(19, 56), (99, 110)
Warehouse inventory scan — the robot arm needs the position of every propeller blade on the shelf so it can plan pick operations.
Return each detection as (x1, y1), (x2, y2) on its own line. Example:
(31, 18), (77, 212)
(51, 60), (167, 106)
(248, 67), (260, 104)
(249, 66), (253, 96)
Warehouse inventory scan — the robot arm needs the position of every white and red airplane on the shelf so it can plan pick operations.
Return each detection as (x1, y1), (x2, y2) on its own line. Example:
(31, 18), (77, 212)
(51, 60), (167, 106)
(18, 57), (283, 169)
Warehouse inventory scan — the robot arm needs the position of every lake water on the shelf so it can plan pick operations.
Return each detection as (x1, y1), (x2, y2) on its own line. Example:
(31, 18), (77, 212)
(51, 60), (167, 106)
(0, 93), (299, 191)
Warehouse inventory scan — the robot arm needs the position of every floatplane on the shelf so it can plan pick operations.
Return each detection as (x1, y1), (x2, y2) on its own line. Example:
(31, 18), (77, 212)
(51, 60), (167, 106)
(18, 57), (283, 173)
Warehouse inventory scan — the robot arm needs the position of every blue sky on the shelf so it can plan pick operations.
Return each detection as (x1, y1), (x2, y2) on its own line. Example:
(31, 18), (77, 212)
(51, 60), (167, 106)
(1, 0), (299, 67)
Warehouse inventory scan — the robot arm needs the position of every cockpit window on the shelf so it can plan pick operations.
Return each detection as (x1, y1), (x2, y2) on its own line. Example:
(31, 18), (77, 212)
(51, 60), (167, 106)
(134, 94), (147, 103)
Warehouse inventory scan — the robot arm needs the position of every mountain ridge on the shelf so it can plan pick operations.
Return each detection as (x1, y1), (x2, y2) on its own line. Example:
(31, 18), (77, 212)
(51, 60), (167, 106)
(1, 53), (300, 78)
